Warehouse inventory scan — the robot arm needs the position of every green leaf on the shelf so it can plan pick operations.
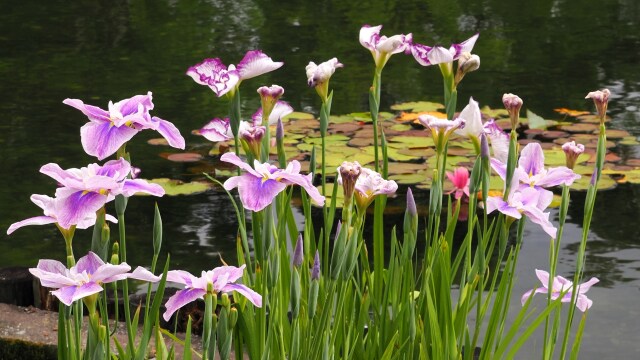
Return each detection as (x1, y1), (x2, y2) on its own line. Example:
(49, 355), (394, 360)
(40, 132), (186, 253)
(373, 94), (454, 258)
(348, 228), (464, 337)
(145, 178), (212, 196)
(391, 101), (444, 112)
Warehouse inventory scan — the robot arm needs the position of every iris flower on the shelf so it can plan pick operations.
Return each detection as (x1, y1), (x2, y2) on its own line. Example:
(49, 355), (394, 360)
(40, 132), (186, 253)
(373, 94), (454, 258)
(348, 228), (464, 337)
(411, 33), (479, 67)
(7, 194), (117, 234)
(251, 101), (294, 126)
(63, 92), (185, 160)
(162, 265), (262, 321)
(39, 158), (164, 228)
(193, 117), (233, 142)
(483, 119), (510, 163)
(491, 142), (580, 190)
(521, 269), (599, 312)
(418, 114), (465, 152)
(29, 251), (130, 306)
(221, 153), (325, 212)
(454, 97), (484, 149)
(337, 166), (398, 211)
(187, 51), (283, 97)
(485, 186), (557, 238)
(359, 25), (412, 70)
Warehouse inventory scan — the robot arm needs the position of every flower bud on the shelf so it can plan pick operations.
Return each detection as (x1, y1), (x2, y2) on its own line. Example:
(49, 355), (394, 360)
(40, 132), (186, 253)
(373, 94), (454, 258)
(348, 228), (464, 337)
(406, 187), (417, 217)
(311, 250), (321, 280)
(110, 242), (120, 265)
(257, 85), (284, 123)
(239, 123), (266, 159)
(562, 141), (585, 169)
(502, 93), (523, 129)
(229, 307), (238, 328)
(454, 52), (480, 86)
(276, 117), (284, 141)
(290, 268), (301, 318)
(293, 234), (303, 267)
(480, 133), (490, 160)
(306, 58), (343, 101)
(220, 292), (231, 311)
(338, 161), (362, 205)
(585, 88), (611, 124)
(590, 166), (598, 186)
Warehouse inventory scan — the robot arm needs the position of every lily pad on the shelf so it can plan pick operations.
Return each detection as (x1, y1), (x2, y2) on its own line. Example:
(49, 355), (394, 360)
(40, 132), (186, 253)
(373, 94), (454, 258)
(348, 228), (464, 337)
(146, 178), (213, 196)
(284, 111), (315, 120)
(388, 135), (434, 148)
(480, 106), (509, 119)
(148, 138), (169, 146)
(570, 174), (617, 190)
(164, 153), (204, 162)
(391, 101), (444, 112)
(390, 172), (429, 185)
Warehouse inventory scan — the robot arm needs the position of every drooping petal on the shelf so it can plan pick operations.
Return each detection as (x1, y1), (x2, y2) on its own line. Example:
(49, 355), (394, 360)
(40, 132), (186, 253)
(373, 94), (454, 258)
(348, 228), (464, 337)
(96, 158), (131, 180)
(120, 179), (165, 197)
(577, 277), (600, 294)
(63, 99), (111, 123)
(51, 282), (103, 306)
(279, 172), (325, 206)
(427, 46), (454, 65)
(163, 288), (207, 322)
(236, 175), (287, 212)
(536, 167), (581, 188)
(129, 267), (162, 283)
(450, 33), (479, 59)
(186, 58), (225, 85)
(91, 263), (131, 283)
(222, 283), (263, 307)
(80, 121), (139, 160)
(111, 92), (154, 117)
(220, 152), (262, 178)
(575, 294), (594, 312)
(485, 196), (522, 219)
(534, 269), (551, 288)
(53, 188), (109, 229)
(166, 270), (196, 286)
(7, 216), (57, 234)
(236, 50), (283, 80)
(490, 158), (508, 180)
(410, 43), (434, 66)
(196, 117), (232, 142)
(521, 287), (549, 305)
(39, 163), (83, 188)
(522, 205), (556, 238)
(151, 116), (185, 149)
(210, 265), (246, 284)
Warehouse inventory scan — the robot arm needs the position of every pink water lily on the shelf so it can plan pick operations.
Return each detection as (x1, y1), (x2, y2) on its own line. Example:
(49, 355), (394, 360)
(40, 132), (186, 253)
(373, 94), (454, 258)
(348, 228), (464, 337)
(39, 159), (164, 228)
(7, 194), (117, 234)
(446, 167), (470, 200)
(522, 269), (599, 312)
(411, 33), (479, 67)
(221, 153), (325, 211)
(63, 92), (185, 160)
(491, 142), (580, 190)
(29, 251), (130, 306)
(161, 265), (262, 322)
(485, 187), (557, 238)
(359, 25), (412, 69)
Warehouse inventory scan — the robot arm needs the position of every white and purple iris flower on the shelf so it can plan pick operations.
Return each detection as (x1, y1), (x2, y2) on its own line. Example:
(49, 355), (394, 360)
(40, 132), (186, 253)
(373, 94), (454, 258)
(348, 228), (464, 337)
(6, 194), (117, 235)
(63, 92), (185, 161)
(187, 50), (283, 97)
(483, 119), (510, 163)
(485, 186), (557, 238)
(411, 33), (479, 67)
(491, 142), (581, 190)
(161, 265), (262, 321)
(359, 25), (412, 69)
(221, 152), (325, 212)
(251, 100), (294, 126)
(193, 117), (233, 142)
(522, 269), (599, 312)
(29, 252), (131, 306)
(39, 159), (163, 229)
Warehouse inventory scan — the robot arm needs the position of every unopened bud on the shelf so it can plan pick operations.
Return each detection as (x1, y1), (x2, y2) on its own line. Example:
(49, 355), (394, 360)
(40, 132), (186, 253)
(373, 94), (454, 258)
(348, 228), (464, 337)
(502, 93), (523, 129)
(590, 166), (598, 186)
(562, 141), (585, 169)
(257, 85), (284, 123)
(406, 187), (416, 217)
(480, 133), (490, 159)
(293, 234), (303, 267)
(229, 307), (238, 328)
(110, 242), (120, 264)
(239, 123), (266, 159)
(455, 52), (480, 86)
(337, 161), (362, 205)
(585, 88), (611, 124)
(276, 118), (284, 141)
(311, 250), (321, 280)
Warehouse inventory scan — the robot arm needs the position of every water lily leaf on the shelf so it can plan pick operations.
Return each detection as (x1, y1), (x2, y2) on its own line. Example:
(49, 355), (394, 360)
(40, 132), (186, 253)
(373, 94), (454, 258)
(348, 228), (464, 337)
(598, 129), (631, 139)
(619, 138), (640, 146)
(558, 123), (598, 133)
(146, 178), (213, 196)
(525, 109), (550, 129)
(388, 135), (434, 148)
(399, 111), (446, 122)
(348, 112), (373, 122)
(391, 101), (444, 112)
(346, 152), (376, 166)
(317, 182), (344, 208)
(148, 138), (169, 146)
(284, 111), (315, 120)
(388, 162), (429, 175)
(390, 172), (429, 185)
(330, 114), (357, 124)
(542, 149), (567, 166)
(571, 174), (617, 190)
(615, 169), (640, 184)
(303, 134), (351, 144)
(554, 108), (591, 117)
(390, 124), (412, 131)
(481, 106), (509, 118)
(163, 153), (203, 162)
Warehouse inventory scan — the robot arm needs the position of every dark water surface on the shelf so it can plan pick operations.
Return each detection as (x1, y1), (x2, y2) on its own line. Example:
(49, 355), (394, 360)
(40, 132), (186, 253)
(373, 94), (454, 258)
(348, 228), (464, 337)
(1, 0), (639, 358)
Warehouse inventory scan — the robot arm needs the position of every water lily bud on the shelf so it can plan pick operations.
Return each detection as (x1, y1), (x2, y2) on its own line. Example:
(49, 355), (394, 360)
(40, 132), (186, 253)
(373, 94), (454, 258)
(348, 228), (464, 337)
(311, 250), (321, 280)
(502, 93), (523, 129)
(276, 117), (284, 141)
(562, 141), (585, 169)
(257, 85), (284, 122)
(293, 234), (304, 267)
(454, 52), (480, 86)
(585, 88), (611, 124)
(338, 161), (362, 206)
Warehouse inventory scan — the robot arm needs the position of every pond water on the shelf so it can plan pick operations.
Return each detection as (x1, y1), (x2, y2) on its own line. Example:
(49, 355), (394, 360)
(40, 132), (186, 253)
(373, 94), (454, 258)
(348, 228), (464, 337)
(1, 0), (639, 358)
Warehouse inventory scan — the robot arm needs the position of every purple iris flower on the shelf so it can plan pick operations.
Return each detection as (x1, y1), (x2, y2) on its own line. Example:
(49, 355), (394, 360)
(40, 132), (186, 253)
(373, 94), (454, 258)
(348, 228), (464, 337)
(485, 187), (557, 238)
(521, 269), (599, 312)
(63, 92), (185, 160)
(411, 33), (479, 66)
(221, 153), (325, 212)
(161, 265), (262, 321)
(7, 194), (117, 234)
(491, 142), (580, 190)
(29, 251), (130, 306)
(193, 117), (233, 142)
(39, 158), (164, 228)
(483, 119), (509, 163)
(187, 51), (283, 97)
(359, 25), (412, 69)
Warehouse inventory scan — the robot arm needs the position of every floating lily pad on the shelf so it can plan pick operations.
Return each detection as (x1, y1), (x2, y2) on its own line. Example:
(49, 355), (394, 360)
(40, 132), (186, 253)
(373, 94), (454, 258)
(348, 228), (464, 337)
(554, 108), (591, 117)
(614, 169), (640, 184)
(348, 137), (374, 147)
(524, 109), (554, 129)
(598, 129), (631, 139)
(148, 138), (169, 146)
(387, 162), (429, 175)
(576, 114), (610, 123)
(390, 124), (412, 131)
(330, 122), (362, 133)
(571, 174), (617, 190)
(390, 172), (428, 184)
(391, 101), (444, 112)
(317, 182), (344, 207)
(539, 131), (569, 140)
(164, 153), (204, 162)
(558, 123), (598, 133)
(481, 106), (509, 118)
(146, 178), (213, 196)
(388, 135), (434, 148)
(284, 111), (315, 120)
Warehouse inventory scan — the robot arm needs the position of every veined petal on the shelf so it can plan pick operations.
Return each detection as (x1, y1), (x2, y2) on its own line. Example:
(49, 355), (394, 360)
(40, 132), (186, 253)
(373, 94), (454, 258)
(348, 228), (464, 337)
(63, 99), (110, 123)
(268, 101), (294, 125)
(359, 25), (382, 50)
(411, 43), (434, 66)
(129, 266), (162, 283)
(39, 163), (83, 188)
(577, 277), (599, 294)
(92, 263), (131, 283)
(186, 58), (226, 85)
(120, 179), (165, 197)
(166, 270), (196, 286)
(450, 33), (479, 59)
(7, 216), (57, 234)
(237, 176), (287, 212)
(523, 205), (556, 238)
(279, 172), (326, 206)
(80, 121), (139, 160)
(519, 143), (545, 176)
(196, 117), (232, 142)
(535, 269), (551, 288)
(112, 92), (154, 117)
(52, 282), (103, 306)
(236, 50), (283, 80)
(210, 265), (246, 284)
(427, 46), (454, 65)
(97, 158), (131, 180)
(222, 283), (262, 307)
(536, 167), (580, 187)
(163, 288), (207, 322)
(151, 116), (185, 149)
(54, 188), (108, 229)
(455, 97), (483, 139)
(220, 152), (262, 178)
(75, 252), (105, 275)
